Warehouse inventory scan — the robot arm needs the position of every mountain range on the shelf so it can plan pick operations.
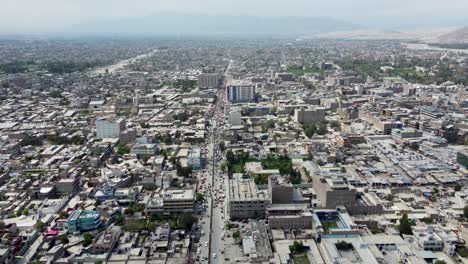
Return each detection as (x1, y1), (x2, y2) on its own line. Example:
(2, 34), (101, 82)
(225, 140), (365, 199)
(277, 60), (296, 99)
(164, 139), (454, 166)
(67, 12), (361, 36)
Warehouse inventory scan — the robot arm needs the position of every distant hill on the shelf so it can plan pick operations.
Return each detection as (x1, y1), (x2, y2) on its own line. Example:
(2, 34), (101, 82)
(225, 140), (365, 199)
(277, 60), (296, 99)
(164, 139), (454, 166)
(435, 26), (468, 44)
(68, 12), (361, 36)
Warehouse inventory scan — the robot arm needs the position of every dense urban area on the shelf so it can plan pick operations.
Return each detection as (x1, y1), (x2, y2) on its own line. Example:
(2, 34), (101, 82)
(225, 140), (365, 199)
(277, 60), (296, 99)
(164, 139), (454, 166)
(0, 37), (467, 264)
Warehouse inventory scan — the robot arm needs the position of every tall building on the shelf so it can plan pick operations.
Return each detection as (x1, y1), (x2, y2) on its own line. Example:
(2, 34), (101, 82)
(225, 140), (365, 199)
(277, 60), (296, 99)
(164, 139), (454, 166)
(95, 117), (125, 139)
(294, 107), (326, 124)
(226, 80), (256, 103)
(198, 73), (220, 88)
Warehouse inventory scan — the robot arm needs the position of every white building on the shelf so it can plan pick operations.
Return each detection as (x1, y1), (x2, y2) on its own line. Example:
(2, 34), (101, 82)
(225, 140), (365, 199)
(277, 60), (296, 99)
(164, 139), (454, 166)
(96, 117), (125, 139)
(226, 80), (256, 103)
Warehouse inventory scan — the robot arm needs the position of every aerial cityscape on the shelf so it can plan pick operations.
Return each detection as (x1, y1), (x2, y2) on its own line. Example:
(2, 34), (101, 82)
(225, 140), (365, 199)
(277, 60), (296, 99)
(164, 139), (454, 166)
(0, 1), (468, 264)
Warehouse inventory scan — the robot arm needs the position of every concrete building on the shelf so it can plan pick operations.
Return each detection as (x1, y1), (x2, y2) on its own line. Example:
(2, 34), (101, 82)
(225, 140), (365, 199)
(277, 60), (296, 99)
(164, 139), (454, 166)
(96, 117), (125, 139)
(226, 80), (256, 103)
(198, 73), (220, 88)
(311, 174), (357, 209)
(227, 174), (269, 219)
(67, 210), (101, 233)
(161, 189), (194, 213)
(268, 176), (293, 204)
(266, 204), (313, 229)
(294, 107), (326, 124)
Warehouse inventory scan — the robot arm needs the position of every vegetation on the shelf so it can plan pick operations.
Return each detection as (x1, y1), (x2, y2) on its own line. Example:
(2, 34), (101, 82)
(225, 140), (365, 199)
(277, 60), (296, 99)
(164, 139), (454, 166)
(47, 134), (86, 145)
(233, 229), (240, 240)
(20, 135), (43, 146)
(323, 221), (338, 233)
(302, 122), (328, 138)
(456, 247), (468, 258)
(83, 232), (94, 246)
(287, 64), (324, 76)
(398, 214), (415, 236)
(464, 205), (468, 219)
(370, 226), (382, 234)
(434, 261), (447, 264)
(196, 192), (204, 202)
(261, 119), (276, 132)
(59, 234), (69, 244)
(261, 155), (301, 183)
(292, 255), (310, 264)
(226, 150), (254, 174)
(289, 240), (305, 254)
(335, 240), (353, 250)
(172, 111), (189, 122)
(49, 90), (63, 98)
(116, 143), (131, 155)
(34, 221), (46, 232)
(176, 162), (193, 178)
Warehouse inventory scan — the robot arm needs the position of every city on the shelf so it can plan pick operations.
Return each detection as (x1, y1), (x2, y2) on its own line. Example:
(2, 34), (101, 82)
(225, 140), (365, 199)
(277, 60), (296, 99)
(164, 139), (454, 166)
(0, 2), (467, 264)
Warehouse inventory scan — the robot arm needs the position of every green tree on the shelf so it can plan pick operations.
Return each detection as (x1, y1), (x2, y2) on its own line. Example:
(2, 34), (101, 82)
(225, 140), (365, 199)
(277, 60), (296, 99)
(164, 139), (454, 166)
(83, 232), (94, 246)
(177, 213), (196, 231)
(34, 221), (46, 231)
(464, 205), (468, 219)
(116, 143), (130, 155)
(233, 230), (240, 240)
(218, 141), (226, 152)
(434, 260), (447, 264)
(59, 234), (69, 244)
(398, 214), (413, 236)
(196, 192), (204, 202)
(289, 241), (305, 253)
(454, 184), (462, 192)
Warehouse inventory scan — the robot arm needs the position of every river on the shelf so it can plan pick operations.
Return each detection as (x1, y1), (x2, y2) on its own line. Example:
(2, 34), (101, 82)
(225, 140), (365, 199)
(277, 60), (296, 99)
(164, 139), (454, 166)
(90, 49), (158, 75)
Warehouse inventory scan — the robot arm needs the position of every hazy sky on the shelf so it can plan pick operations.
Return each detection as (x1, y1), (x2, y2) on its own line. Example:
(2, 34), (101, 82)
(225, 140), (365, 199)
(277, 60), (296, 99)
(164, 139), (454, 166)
(1, 0), (468, 33)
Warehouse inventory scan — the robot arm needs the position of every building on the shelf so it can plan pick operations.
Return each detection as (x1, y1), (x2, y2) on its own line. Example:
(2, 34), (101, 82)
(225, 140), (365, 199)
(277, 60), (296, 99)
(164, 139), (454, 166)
(227, 174), (269, 219)
(187, 148), (202, 170)
(226, 80), (256, 103)
(92, 227), (121, 254)
(67, 210), (101, 233)
(268, 176), (293, 204)
(157, 189), (195, 213)
(311, 173), (357, 209)
(391, 128), (423, 140)
(96, 117), (125, 139)
(131, 143), (157, 157)
(266, 204), (313, 229)
(55, 177), (80, 194)
(198, 73), (220, 88)
(294, 107), (326, 124)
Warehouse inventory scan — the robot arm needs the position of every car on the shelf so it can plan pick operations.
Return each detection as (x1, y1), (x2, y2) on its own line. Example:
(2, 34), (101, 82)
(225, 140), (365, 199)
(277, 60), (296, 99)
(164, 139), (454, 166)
(213, 253), (217, 258)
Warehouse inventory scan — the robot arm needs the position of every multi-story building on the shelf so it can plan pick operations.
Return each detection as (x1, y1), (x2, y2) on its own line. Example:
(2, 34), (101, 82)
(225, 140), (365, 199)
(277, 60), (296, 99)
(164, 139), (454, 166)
(226, 80), (256, 103)
(311, 173), (357, 209)
(153, 189), (195, 213)
(67, 210), (101, 233)
(96, 117), (125, 139)
(294, 107), (326, 124)
(187, 148), (201, 170)
(266, 204), (313, 229)
(227, 174), (269, 219)
(131, 143), (157, 157)
(198, 73), (220, 88)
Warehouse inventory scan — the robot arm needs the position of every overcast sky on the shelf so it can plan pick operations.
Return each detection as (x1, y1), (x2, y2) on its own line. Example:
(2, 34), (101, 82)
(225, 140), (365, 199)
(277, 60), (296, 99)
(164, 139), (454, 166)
(1, 0), (468, 33)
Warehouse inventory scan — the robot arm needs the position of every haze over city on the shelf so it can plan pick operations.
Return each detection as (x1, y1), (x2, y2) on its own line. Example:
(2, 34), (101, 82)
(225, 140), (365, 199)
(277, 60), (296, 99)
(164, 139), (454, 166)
(1, 0), (468, 34)
(0, 1), (467, 264)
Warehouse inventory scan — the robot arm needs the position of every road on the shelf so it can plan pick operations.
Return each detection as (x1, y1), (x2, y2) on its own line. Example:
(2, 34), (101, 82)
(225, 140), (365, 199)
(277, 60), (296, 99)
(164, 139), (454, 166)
(196, 61), (231, 263)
